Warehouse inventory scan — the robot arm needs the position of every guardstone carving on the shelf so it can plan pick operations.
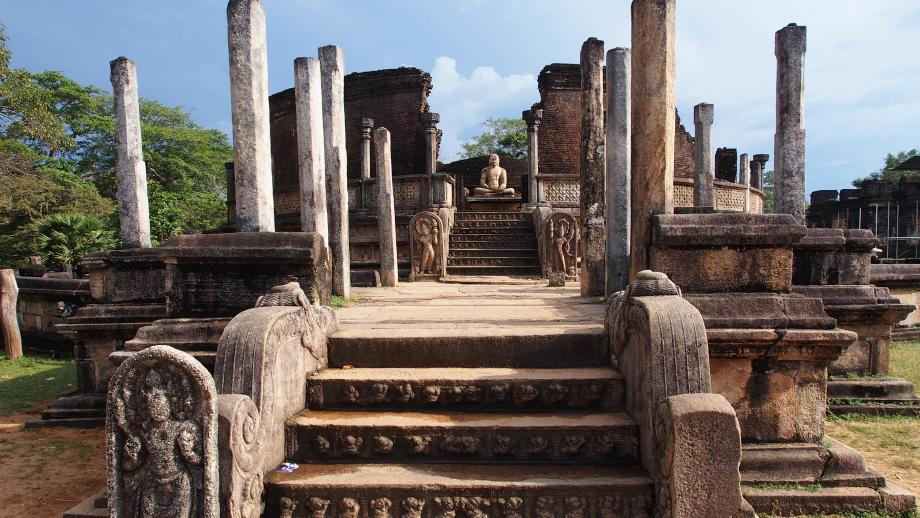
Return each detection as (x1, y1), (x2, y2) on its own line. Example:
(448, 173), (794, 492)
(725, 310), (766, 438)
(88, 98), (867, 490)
(543, 212), (579, 279)
(409, 211), (446, 281)
(106, 344), (218, 518)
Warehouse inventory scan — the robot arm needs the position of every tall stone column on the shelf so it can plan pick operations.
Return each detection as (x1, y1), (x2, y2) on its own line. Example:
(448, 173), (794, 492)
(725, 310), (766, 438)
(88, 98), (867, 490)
(294, 57), (328, 244)
(374, 127), (398, 287)
(357, 117), (374, 209)
(693, 103), (715, 209)
(420, 113), (440, 177)
(605, 48), (631, 295)
(740, 153), (751, 213)
(227, 0), (275, 232)
(630, 0), (676, 277)
(751, 153), (770, 190)
(110, 57), (152, 248)
(579, 37), (606, 297)
(319, 45), (350, 296)
(774, 23), (807, 224)
(523, 107), (543, 205)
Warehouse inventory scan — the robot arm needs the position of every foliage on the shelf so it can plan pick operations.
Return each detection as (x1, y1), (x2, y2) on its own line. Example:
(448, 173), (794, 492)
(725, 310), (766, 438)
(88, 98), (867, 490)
(762, 170), (775, 213)
(0, 25), (232, 267)
(852, 149), (920, 187)
(460, 117), (528, 160)
(34, 213), (116, 270)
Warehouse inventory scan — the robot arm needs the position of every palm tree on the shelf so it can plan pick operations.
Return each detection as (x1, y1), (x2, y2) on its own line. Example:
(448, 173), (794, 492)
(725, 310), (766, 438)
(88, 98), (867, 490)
(34, 213), (116, 275)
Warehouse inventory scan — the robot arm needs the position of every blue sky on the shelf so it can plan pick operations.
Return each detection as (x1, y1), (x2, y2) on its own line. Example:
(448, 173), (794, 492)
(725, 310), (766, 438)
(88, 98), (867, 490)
(5, 0), (920, 194)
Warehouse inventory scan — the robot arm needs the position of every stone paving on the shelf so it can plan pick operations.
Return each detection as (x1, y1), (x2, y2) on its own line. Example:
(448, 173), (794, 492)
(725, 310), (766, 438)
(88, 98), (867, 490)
(333, 281), (605, 339)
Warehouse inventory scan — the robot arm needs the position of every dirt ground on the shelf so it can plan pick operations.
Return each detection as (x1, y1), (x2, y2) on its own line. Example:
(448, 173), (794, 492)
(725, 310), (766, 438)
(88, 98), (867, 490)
(0, 405), (105, 518)
(827, 416), (920, 497)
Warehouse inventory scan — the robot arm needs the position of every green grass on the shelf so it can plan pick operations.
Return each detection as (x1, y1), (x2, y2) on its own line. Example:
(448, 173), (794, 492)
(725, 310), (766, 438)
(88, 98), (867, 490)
(330, 295), (361, 309)
(0, 355), (75, 415)
(748, 482), (823, 492)
(891, 340), (920, 388)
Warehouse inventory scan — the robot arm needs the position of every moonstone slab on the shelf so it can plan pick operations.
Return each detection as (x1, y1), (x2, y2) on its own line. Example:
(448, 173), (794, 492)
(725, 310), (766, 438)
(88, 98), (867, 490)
(110, 57), (152, 248)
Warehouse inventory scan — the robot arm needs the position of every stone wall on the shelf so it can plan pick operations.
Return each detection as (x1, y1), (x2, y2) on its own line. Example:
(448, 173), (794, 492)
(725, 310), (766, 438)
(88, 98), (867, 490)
(536, 63), (695, 179)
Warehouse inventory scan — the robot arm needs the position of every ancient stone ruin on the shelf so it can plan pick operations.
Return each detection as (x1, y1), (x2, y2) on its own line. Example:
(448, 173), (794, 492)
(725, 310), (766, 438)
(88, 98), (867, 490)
(51, 1), (918, 517)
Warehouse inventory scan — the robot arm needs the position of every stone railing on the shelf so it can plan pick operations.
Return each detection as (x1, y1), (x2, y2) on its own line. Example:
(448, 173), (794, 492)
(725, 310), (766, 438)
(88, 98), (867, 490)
(607, 271), (751, 517)
(535, 174), (764, 213)
(348, 173), (455, 215)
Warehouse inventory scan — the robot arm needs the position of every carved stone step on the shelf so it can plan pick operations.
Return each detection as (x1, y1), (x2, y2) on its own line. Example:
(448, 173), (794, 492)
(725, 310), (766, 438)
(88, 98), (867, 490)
(329, 329), (606, 368)
(286, 410), (638, 465)
(446, 266), (543, 276)
(453, 221), (534, 230)
(264, 463), (654, 517)
(451, 227), (534, 236)
(449, 248), (537, 258)
(447, 257), (540, 267)
(307, 367), (625, 411)
(742, 486), (896, 516)
(827, 378), (919, 401)
(455, 211), (533, 221)
(450, 234), (536, 244)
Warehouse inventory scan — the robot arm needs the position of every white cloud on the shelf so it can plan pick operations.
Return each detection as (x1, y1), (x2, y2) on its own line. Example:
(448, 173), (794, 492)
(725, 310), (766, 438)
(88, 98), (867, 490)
(428, 56), (536, 161)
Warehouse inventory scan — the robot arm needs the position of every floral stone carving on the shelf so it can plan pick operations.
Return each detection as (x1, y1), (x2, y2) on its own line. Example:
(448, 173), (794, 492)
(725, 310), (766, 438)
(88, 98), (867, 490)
(106, 344), (218, 518)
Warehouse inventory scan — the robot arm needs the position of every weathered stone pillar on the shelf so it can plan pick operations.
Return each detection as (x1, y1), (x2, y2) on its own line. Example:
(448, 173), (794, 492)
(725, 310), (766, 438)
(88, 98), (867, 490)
(774, 23), (807, 224)
(579, 37), (606, 297)
(606, 48), (631, 295)
(523, 107), (543, 205)
(751, 153), (770, 190)
(374, 128), (398, 287)
(227, 0), (275, 232)
(693, 103), (715, 209)
(319, 44), (350, 297)
(420, 113), (440, 177)
(358, 118), (374, 181)
(740, 153), (751, 212)
(293, 57), (328, 243)
(110, 57), (152, 248)
(630, 0), (676, 277)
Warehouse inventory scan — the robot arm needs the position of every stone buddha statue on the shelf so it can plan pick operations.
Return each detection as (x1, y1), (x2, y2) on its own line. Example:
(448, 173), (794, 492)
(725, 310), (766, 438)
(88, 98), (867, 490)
(473, 153), (515, 196)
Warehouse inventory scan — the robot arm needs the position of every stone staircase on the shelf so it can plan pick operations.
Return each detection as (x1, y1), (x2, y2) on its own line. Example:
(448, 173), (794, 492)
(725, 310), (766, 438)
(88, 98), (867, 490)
(447, 211), (542, 277)
(263, 298), (654, 517)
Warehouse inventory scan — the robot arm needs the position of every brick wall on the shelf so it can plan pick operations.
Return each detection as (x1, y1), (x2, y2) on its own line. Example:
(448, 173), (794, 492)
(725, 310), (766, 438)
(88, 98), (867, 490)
(536, 63), (696, 178)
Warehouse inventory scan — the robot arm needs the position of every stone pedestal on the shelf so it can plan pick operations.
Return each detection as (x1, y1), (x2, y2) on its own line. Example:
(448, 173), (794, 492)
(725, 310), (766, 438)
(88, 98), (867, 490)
(49, 249), (167, 426)
(579, 37), (606, 297)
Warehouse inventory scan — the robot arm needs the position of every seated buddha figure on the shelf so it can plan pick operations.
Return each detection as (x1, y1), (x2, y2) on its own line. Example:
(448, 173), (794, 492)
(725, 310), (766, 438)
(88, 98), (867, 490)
(473, 153), (515, 196)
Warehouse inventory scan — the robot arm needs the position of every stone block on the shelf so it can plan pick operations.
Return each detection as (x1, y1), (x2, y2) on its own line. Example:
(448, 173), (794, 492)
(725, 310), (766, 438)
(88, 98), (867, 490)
(159, 231), (332, 316)
(656, 393), (748, 518)
(82, 249), (165, 304)
(650, 245), (793, 293)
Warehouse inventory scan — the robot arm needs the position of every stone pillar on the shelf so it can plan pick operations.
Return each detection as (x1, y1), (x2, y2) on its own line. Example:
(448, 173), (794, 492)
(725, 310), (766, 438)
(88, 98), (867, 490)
(579, 37), (606, 297)
(693, 103), (715, 209)
(110, 57), (152, 248)
(319, 45), (350, 297)
(227, 0), (275, 232)
(420, 113), (440, 177)
(740, 153), (751, 213)
(606, 48), (631, 295)
(358, 118), (374, 181)
(374, 128), (398, 287)
(774, 23), (807, 224)
(523, 107), (543, 205)
(630, 0), (676, 277)
(751, 153), (769, 191)
(294, 57), (328, 244)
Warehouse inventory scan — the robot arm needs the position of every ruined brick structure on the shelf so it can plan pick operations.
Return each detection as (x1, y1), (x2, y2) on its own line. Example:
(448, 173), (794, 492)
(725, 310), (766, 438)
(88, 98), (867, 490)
(536, 63), (695, 179)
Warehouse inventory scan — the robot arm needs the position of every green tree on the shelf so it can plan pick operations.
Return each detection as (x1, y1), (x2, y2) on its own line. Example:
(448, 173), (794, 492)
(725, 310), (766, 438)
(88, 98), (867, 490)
(34, 213), (116, 273)
(762, 170), (775, 213)
(460, 117), (527, 159)
(852, 149), (920, 186)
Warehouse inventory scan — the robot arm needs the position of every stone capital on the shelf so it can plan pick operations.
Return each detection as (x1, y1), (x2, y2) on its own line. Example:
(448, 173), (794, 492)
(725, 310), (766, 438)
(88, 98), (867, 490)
(522, 108), (543, 130)
(356, 117), (374, 139)
(419, 112), (440, 130)
(693, 103), (714, 125)
(753, 153), (770, 165)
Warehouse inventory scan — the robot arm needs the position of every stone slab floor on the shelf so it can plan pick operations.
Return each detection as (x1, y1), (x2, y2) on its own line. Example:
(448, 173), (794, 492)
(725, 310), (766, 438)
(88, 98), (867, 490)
(336, 280), (605, 339)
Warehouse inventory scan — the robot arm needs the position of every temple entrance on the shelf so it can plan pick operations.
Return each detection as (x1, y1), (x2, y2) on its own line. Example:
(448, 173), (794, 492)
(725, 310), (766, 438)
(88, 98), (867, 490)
(446, 210), (540, 277)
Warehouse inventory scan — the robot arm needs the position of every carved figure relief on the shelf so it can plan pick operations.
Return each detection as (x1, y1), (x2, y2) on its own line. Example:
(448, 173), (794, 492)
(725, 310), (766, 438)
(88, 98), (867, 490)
(542, 213), (579, 278)
(497, 497), (524, 518)
(535, 496), (556, 518)
(563, 497), (587, 518)
(433, 496), (460, 518)
(107, 345), (217, 518)
(458, 497), (490, 518)
(401, 497), (425, 518)
(340, 498), (361, 518)
(341, 435), (363, 455)
(409, 212), (444, 281)
(373, 435), (395, 454)
(307, 497), (330, 518)
(370, 498), (393, 518)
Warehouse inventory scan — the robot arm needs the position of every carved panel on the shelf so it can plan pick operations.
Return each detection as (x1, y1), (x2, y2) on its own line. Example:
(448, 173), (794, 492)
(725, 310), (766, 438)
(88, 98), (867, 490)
(395, 180), (421, 209)
(276, 191), (300, 216)
(409, 212), (445, 281)
(542, 213), (579, 278)
(107, 345), (218, 518)
(348, 185), (359, 211)
(673, 183), (694, 208)
(714, 187), (746, 212)
(542, 178), (580, 205)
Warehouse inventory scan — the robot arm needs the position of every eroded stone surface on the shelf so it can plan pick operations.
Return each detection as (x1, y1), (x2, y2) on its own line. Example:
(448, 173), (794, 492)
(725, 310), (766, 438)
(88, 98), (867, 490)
(606, 47), (631, 295)
(294, 56), (328, 243)
(373, 127), (398, 287)
(579, 37), (606, 297)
